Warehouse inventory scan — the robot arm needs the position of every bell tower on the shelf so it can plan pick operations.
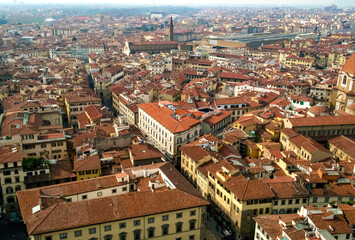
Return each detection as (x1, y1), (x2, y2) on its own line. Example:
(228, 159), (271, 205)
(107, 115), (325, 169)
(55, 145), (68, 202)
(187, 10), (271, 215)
(169, 17), (174, 41)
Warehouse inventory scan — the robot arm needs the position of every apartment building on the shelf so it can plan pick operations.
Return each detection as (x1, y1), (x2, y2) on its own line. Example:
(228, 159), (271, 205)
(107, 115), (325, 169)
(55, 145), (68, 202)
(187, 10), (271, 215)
(0, 112), (68, 160)
(119, 95), (139, 125)
(280, 128), (333, 162)
(310, 81), (335, 103)
(0, 145), (25, 220)
(254, 205), (354, 240)
(73, 154), (101, 180)
(201, 110), (232, 136)
(64, 89), (102, 126)
(215, 97), (258, 121)
(77, 105), (112, 130)
(172, 58), (217, 71)
(328, 135), (355, 161)
(93, 65), (124, 104)
(71, 44), (104, 62)
(138, 102), (201, 163)
(284, 55), (314, 68)
(17, 162), (209, 240)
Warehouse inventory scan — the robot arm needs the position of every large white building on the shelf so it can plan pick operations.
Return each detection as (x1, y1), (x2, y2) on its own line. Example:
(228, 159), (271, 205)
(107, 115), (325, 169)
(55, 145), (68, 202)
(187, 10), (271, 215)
(138, 102), (201, 164)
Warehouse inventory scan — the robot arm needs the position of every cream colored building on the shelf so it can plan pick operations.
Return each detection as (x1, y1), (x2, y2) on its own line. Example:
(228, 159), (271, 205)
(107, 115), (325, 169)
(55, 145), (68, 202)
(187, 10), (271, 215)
(0, 145), (25, 220)
(18, 162), (209, 240)
(279, 128), (332, 162)
(138, 102), (201, 163)
(64, 89), (102, 126)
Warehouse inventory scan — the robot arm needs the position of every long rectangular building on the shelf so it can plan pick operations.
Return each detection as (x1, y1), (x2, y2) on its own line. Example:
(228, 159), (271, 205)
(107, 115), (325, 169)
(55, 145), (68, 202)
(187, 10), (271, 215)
(283, 115), (355, 138)
(124, 41), (178, 55)
(17, 162), (209, 240)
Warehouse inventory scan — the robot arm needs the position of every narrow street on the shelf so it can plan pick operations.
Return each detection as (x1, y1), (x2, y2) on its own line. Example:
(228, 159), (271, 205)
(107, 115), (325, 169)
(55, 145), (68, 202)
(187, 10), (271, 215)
(0, 219), (27, 240)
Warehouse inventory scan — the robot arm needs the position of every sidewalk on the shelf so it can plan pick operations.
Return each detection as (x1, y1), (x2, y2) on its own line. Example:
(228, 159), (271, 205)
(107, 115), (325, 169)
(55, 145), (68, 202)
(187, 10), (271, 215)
(201, 214), (225, 240)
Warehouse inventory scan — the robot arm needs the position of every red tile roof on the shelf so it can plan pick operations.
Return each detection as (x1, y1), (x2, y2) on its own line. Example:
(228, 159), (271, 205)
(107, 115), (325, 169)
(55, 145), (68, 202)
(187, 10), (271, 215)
(138, 103), (200, 134)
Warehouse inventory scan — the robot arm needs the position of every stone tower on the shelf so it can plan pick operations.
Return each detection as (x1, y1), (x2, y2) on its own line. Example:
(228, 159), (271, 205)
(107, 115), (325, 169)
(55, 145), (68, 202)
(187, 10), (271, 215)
(169, 17), (174, 41)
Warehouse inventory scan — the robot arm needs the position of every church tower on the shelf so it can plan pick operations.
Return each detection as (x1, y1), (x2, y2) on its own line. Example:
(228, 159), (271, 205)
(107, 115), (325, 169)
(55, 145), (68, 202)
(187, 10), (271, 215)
(169, 17), (174, 41)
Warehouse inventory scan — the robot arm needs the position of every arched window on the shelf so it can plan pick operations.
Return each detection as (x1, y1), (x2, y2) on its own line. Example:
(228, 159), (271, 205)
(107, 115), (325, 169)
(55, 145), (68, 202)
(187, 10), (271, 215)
(104, 235), (113, 240)
(342, 75), (347, 85)
(133, 230), (141, 240)
(147, 227), (155, 238)
(177, 137), (182, 144)
(6, 187), (13, 194)
(119, 232), (127, 240)
(187, 133), (190, 139)
(175, 222), (183, 233)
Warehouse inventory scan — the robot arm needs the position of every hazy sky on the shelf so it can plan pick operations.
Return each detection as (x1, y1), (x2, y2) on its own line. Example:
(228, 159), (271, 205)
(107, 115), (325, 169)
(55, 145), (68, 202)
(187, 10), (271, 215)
(1, 0), (354, 7)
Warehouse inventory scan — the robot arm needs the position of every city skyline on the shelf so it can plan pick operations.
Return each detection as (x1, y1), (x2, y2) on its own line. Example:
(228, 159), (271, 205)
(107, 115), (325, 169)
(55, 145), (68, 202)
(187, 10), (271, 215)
(0, 0), (354, 7)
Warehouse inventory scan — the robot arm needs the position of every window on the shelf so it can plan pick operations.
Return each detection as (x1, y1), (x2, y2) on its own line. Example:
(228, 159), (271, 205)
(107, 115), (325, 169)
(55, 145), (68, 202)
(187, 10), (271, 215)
(190, 210), (196, 216)
(7, 196), (15, 203)
(133, 230), (141, 240)
(119, 222), (126, 229)
(288, 199), (293, 205)
(303, 198), (307, 204)
(134, 220), (141, 226)
(103, 235), (112, 240)
(162, 224), (169, 235)
(176, 212), (183, 218)
(45, 236), (52, 240)
(104, 225), (111, 232)
(281, 200), (286, 205)
(148, 227), (155, 238)
(148, 217), (154, 223)
(295, 199), (300, 204)
(112, 189), (117, 194)
(274, 200), (278, 205)
(5, 178), (12, 184)
(89, 228), (96, 234)
(59, 233), (67, 239)
(119, 232), (127, 240)
(189, 220), (196, 230)
(176, 222), (183, 233)
(342, 75), (347, 85)
(74, 230), (82, 237)
(122, 187), (127, 192)
(6, 187), (13, 194)
(82, 195), (87, 200)
(41, 144), (47, 148)
(162, 215), (169, 221)
(189, 235), (195, 240)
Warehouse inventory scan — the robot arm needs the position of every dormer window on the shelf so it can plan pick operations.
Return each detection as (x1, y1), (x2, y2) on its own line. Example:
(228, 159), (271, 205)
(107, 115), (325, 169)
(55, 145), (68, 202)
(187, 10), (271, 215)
(342, 75), (347, 86)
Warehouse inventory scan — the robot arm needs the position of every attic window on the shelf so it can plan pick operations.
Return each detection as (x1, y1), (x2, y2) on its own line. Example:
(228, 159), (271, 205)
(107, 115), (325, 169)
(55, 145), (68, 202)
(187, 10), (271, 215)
(342, 75), (347, 85)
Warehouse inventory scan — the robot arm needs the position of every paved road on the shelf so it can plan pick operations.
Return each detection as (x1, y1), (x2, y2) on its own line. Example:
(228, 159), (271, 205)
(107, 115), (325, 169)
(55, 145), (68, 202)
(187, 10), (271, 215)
(0, 219), (28, 240)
